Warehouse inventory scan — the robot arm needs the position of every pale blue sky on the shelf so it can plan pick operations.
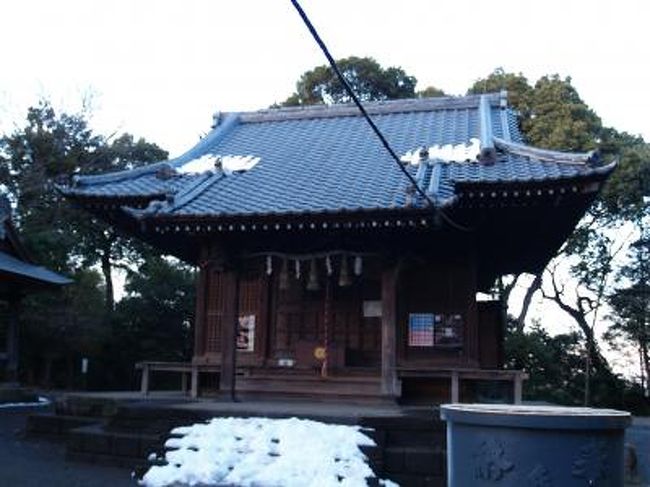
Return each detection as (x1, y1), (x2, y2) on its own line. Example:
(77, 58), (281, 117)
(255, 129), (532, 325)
(1, 0), (648, 156)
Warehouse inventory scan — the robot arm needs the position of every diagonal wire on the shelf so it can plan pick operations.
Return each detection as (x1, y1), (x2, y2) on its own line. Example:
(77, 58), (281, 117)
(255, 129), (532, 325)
(289, 0), (473, 232)
(289, 0), (434, 208)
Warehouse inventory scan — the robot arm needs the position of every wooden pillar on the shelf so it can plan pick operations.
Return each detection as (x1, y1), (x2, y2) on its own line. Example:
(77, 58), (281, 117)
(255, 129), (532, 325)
(5, 295), (21, 384)
(321, 278), (331, 378)
(514, 373), (523, 404)
(219, 269), (239, 399)
(451, 371), (460, 403)
(193, 262), (209, 359)
(190, 365), (199, 399)
(140, 363), (150, 395)
(381, 264), (399, 397)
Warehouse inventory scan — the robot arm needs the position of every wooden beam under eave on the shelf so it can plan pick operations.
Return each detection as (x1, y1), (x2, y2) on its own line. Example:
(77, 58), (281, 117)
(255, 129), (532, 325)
(381, 263), (399, 397)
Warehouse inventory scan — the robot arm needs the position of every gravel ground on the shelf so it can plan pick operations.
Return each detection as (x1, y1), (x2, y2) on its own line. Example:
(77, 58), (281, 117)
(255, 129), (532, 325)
(0, 404), (135, 487)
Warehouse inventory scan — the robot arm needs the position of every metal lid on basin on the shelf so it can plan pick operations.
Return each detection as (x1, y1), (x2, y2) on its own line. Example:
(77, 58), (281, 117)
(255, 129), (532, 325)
(440, 403), (631, 430)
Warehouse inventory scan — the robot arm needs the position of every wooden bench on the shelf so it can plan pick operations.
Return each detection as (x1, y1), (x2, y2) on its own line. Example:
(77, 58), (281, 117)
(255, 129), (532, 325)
(135, 362), (220, 398)
(397, 368), (528, 404)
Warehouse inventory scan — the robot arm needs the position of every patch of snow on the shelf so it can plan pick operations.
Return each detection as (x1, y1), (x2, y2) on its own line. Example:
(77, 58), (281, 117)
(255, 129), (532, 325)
(177, 153), (260, 175)
(401, 138), (481, 165)
(0, 396), (50, 409)
(139, 416), (396, 487)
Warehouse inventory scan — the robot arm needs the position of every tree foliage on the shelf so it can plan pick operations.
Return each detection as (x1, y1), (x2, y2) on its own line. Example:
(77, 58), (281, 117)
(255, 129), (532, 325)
(468, 68), (533, 115)
(417, 85), (446, 98)
(470, 68), (650, 405)
(469, 69), (601, 151)
(1, 102), (102, 271)
(116, 256), (195, 362)
(0, 100), (186, 387)
(280, 56), (417, 106)
(0, 101), (168, 311)
(96, 257), (195, 389)
(606, 234), (650, 394)
(505, 321), (637, 410)
(505, 321), (585, 404)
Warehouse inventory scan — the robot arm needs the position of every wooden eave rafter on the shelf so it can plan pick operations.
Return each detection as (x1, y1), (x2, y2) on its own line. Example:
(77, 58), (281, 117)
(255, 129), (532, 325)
(454, 168), (613, 207)
(67, 192), (167, 210)
(144, 208), (445, 236)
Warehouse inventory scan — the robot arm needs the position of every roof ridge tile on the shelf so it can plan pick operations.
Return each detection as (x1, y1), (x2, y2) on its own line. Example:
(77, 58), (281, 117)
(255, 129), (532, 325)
(239, 93), (503, 123)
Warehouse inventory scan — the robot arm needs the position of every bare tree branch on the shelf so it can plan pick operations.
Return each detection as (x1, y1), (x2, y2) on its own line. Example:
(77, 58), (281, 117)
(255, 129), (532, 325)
(515, 273), (542, 332)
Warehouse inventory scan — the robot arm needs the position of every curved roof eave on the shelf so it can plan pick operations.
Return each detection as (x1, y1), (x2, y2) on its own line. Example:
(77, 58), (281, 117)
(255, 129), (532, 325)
(70, 113), (241, 188)
(494, 137), (599, 165)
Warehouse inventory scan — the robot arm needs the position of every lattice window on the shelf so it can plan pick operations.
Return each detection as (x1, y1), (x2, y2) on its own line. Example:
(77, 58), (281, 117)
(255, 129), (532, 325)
(204, 271), (224, 352)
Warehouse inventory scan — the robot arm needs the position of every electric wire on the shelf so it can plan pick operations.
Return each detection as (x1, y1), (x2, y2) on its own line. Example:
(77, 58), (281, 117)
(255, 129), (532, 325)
(289, 0), (433, 207)
(289, 0), (473, 233)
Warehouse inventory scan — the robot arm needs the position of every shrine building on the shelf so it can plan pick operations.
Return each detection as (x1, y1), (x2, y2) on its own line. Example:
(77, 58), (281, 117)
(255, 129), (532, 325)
(61, 92), (615, 403)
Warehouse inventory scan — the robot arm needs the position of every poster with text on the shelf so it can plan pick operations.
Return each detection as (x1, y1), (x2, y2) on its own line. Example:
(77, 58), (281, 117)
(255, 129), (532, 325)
(237, 314), (255, 352)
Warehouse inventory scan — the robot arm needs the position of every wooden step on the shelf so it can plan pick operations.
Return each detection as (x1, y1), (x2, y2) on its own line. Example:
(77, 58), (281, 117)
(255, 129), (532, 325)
(26, 413), (101, 439)
(242, 372), (381, 383)
(235, 375), (383, 398)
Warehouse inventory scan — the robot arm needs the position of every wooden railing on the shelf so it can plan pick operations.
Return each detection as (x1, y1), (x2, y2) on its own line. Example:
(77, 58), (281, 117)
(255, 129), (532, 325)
(135, 362), (220, 398)
(397, 367), (528, 404)
(136, 361), (528, 404)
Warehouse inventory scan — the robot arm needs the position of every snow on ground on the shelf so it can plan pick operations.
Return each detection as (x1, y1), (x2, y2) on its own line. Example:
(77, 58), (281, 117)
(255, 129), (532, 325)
(140, 416), (398, 487)
(0, 396), (50, 409)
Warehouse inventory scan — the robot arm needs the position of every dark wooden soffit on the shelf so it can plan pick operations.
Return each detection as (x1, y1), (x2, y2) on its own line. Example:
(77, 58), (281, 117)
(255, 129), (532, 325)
(453, 173), (609, 209)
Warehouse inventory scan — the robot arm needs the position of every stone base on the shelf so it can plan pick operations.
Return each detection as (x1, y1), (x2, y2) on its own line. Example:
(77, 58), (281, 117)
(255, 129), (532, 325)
(0, 384), (40, 404)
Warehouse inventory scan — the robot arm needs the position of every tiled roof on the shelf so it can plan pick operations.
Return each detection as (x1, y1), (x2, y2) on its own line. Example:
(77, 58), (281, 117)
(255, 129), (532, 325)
(0, 194), (72, 286)
(63, 93), (614, 220)
(0, 251), (72, 285)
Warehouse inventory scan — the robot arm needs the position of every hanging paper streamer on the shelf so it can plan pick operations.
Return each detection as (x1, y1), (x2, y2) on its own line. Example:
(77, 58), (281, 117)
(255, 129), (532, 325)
(307, 259), (320, 291)
(266, 255), (273, 276)
(354, 256), (363, 276)
(338, 256), (351, 287)
(295, 260), (301, 279)
(325, 255), (333, 276)
(279, 259), (289, 290)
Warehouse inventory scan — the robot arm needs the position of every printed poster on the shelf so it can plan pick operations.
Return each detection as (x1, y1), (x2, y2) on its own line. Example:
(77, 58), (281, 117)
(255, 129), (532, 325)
(237, 314), (255, 352)
(408, 313), (438, 347)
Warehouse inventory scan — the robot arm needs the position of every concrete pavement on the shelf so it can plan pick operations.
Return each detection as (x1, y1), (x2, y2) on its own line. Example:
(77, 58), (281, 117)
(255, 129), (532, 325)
(0, 404), (135, 487)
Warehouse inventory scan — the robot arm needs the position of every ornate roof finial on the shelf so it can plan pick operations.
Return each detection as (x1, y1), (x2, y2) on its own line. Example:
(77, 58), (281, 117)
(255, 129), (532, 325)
(211, 111), (222, 129)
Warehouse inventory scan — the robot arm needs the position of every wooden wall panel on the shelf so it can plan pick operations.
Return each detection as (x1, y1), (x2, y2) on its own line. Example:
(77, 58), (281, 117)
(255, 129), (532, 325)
(268, 260), (382, 370)
(204, 270), (225, 353)
(397, 252), (479, 368)
(478, 300), (504, 368)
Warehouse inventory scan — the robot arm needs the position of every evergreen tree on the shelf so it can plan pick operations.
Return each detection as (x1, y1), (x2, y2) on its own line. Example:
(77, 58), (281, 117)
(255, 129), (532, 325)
(607, 234), (650, 394)
(0, 100), (169, 386)
(280, 56), (417, 106)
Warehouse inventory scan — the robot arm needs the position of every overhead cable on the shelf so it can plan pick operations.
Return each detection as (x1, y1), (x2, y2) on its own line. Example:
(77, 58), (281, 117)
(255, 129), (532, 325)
(289, 0), (473, 233)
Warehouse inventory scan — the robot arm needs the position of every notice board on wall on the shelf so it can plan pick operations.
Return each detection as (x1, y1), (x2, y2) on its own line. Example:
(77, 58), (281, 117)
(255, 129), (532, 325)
(408, 313), (437, 347)
(408, 313), (463, 347)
